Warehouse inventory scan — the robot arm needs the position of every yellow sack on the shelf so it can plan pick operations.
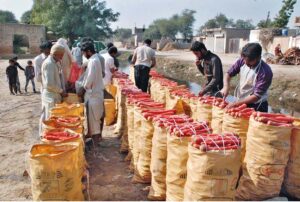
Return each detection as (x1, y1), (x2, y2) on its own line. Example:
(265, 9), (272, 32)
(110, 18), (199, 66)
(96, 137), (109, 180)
(148, 123), (168, 201)
(189, 98), (199, 120)
(29, 143), (84, 201)
(283, 120), (300, 198)
(211, 106), (225, 134)
(41, 129), (86, 176)
(119, 95), (128, 153)
(150, 79), (166, 104)
(43, 119), (84, 134)
(166, 133), (190, 201)
(236, 117), (292, 200)
(63, 93), (82, 104)
(105, 84), (117, 99)
(104, 99), (116, 126)
(184, 144), (241, 201)
(134, 115), (154, 183)
(50, 103), (84, 117)
(114, 83), (127, 137)
(197, 103), (212, 123)
(131, 105), (143, 171)
(129, 65), (135, 84)
(126, 102), (135, 162)
(222, 113), (249, 162)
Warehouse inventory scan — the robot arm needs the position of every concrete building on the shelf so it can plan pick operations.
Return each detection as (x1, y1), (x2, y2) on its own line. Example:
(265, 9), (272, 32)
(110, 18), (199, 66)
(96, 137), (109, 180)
(132, 26), (145, 47)
(0, 23), (46, 56)
(199, 28), (251, 54)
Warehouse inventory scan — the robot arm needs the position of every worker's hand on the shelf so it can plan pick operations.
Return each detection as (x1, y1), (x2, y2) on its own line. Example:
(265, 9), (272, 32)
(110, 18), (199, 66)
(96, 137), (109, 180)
(198, 90), (205, 97)
(220, 86), (229, 99)
(226, 102), (241, 109)
(195, 59), (201, 66)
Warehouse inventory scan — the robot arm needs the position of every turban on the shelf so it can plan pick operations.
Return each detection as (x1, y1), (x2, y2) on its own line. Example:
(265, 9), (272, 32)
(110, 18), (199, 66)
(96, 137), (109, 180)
(50, 44), (65, 55)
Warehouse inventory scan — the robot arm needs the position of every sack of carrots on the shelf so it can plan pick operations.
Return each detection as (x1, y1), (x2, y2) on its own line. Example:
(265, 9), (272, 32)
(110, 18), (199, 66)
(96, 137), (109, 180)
(236, 112), (293, 200)
(166, 120), (211, 201)
(222, 104), (254, 161)
(211, 98), (228, 133)
(184, 133), (241, 201)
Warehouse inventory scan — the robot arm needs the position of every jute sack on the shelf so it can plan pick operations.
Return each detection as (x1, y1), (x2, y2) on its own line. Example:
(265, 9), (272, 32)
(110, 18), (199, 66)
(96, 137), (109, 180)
(148, 123), (168, 200)
(105, 84), (117, 99)
(150, 79), (166, 104)
(125, 102), (135, 162)
(222, 113), (249, 162)
(63, 93), (82, 104)
(29, 143), (84, 201)
(43, 119), (83, 134)
(166, 133), (190, 201)
(129, 65), (135, 84)
(119, 101), (128, 153)
(236, 117), (292, 200)
(104, 99), (117, 126)
(283, 120), (300, 198)
(131, 105), (143, 172)
(189, 98), (199, 120)
(114, 85), (127, 138)
(41, 129), (86, 176)
(197, 103), (212, 123)
(50, 104), (84, 117)
(184, 144), (241, 201)
(211, 105), (224, 134)
(134, 114), (154, 183)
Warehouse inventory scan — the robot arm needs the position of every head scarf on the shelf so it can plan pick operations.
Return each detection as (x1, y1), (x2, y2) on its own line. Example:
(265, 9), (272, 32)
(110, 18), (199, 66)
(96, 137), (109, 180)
(50, 44), (65, 55)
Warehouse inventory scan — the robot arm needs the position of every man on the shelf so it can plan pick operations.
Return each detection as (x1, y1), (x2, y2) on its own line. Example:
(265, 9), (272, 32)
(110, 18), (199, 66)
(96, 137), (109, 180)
(102, 46), (118, 86)
(131, 39), (156, 92)
(41, 44), (66, 120)
(190, 41), (223, 96)
(100, 42), (120, 68)
(81, 41), (105, 146)
(12, 56), (25, 94)
(24, 60), (36, 93)
(6, 59), (18, 95)
(220, 43), (273, 112)
(34, 41), (52, 85)
(71, 42), (83, 66)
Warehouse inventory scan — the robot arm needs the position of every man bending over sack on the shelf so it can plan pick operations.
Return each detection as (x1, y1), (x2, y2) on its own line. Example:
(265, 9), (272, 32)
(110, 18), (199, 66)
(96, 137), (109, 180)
(220, 43), (273, 112)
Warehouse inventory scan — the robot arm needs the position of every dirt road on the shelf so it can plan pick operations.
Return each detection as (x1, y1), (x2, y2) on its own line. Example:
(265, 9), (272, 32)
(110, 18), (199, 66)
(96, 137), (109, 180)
(0, 59), (148, 200)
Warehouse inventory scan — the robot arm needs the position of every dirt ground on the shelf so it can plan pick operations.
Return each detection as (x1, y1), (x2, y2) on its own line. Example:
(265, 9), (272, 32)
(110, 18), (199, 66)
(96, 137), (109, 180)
(0, 59), (148, 201)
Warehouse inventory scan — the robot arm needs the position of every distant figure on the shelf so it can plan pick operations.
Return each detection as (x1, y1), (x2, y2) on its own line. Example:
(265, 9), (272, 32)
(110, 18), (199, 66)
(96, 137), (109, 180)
(102, 46), (118, 86)
(24, 60), (36, 93)
(100, 42), (120, 68)
(34, 41), (53, 84)
(6, 59), (18, 95)
(275, 44), (283, 57)
(71, 42), (83, 66)
(220, 43), (273, 112)
(190, 41), (224, 97)
(12, 56), (25, 94)
(131, 39), (156, 92)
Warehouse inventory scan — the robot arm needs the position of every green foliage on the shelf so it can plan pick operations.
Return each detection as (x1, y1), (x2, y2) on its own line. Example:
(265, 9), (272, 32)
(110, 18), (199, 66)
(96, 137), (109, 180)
(144, 9), (196, 41)
(31, 0), (119, 42)
(21, 10), (32, 24)
(114, 28), (132, 42)
(198, 13), (234, 33)
(234, 19), (255, 29)
(0, 10), (18, 23)
(257, 19), (273, 28)
(273, 0), (297, 28)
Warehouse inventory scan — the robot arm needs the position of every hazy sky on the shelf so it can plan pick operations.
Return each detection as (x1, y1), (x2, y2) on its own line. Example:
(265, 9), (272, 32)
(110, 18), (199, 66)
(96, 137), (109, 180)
(0, 0), (299, 31)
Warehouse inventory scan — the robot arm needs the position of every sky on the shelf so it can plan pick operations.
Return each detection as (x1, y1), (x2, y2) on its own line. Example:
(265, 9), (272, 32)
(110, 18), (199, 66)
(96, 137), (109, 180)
(0, 0), (299, 32)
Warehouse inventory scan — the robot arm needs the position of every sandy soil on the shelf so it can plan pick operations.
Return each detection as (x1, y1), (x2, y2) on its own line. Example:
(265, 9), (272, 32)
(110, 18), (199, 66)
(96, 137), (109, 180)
(0, 59), (148, 201)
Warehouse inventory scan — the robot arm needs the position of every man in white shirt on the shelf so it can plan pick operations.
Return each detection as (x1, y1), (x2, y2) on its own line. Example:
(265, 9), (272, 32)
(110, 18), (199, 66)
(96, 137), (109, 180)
(102, 46), (118, 86)
(131, 39), (156, 92)
(81, 41), (105, 146)
(34, 41), (52, 84)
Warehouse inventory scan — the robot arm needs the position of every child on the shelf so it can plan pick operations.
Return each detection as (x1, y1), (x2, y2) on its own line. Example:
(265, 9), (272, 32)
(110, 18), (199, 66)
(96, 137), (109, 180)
(6, 59), (18, 95)
(25, 60), (37, 93)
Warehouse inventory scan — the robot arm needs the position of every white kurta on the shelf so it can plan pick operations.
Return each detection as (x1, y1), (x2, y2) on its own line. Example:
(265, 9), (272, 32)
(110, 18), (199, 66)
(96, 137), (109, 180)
(101, 53), (116, 86)
(34, 53), (46, 83)
(83, 54), (104, 136)
(41, 56), (63, 119)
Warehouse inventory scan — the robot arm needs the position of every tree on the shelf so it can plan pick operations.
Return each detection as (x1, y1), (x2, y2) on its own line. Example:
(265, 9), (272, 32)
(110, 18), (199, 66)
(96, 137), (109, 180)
(0, 10), (18, 23)
(31, 0), (119, 42)
(21, 10), (32, 24)
(257, 11), (273, 28)
(273, 0), (297, 28)
(143, 24), (162, 40)
(198, 13), (234, 33)
(234, 19), (255, 29)
(176, 9), (196, 41)
(114, 28), (132, 42)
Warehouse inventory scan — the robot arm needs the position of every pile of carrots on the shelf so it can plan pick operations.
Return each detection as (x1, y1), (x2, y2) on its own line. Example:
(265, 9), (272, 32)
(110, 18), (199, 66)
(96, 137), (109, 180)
(199, 96), (216, 105)
(213, 98), (228, 109)
(112, 71), (129, 79)
(168, 121), (212, 137)
(191, 133), (241, 151)
(253, 112), (294, 127)
(225, 104), (255, 119)
(43, 129), (80, 141)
